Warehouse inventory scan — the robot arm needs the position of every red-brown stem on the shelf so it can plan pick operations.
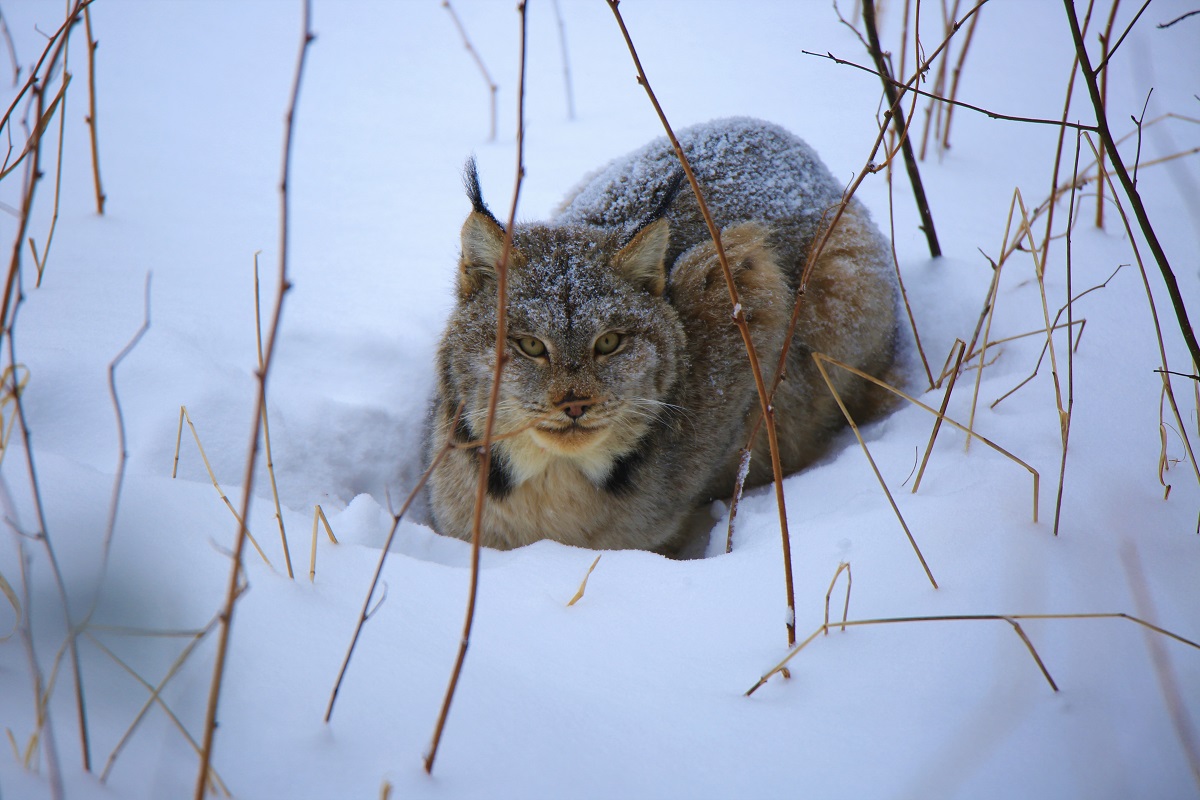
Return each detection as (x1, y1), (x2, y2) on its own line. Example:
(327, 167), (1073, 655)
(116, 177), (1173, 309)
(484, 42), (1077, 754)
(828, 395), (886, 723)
(83, 6), (104, 214)
(193, 3), (312, 797)
(862, 0), (941, 257)
(604, 0), (796, 644)
(441, 0), (499, 142)
(1053, 135), (1081, 536)
(1094, 1), (1119, 229)
(0, 0), (89, 347)
(728, 0), (979, 548)
(940, 2), (982, 151)
(325, 408), (459, 723)
(1063, 0), (1200, 370)
(3, 2), (93, 772)
(424, 0), (528, 773)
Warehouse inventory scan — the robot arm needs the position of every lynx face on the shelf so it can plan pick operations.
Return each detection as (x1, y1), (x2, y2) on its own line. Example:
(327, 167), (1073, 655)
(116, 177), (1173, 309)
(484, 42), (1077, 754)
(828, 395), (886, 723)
(441, 215), (687, 486)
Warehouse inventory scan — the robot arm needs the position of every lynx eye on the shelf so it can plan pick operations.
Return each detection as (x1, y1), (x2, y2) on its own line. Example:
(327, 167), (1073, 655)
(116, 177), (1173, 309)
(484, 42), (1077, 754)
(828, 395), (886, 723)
(514, 336), (547, 358)
(594, 331), (624, 356)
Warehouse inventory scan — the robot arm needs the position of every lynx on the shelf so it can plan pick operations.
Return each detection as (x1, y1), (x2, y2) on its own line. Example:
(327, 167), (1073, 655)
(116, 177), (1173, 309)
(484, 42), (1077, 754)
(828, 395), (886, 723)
(426, 118), (899, 554)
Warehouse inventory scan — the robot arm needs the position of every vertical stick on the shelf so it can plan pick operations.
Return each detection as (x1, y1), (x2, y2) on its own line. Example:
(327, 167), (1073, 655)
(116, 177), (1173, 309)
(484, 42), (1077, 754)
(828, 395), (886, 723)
(83, 6), (105, 214)
(604, 0), (797, 644)
(193, 3), (313, 796)
(424, 2), (528, 774)
(1094, 0), (1121, 231)
(1062, 0), (1200, 371)
(1053, 135), (1081, 536)
(550, 0), (575, 120)
(441, 1), (499, 142)
(254, 254), (292, 578)
(862, 0), (942, 258)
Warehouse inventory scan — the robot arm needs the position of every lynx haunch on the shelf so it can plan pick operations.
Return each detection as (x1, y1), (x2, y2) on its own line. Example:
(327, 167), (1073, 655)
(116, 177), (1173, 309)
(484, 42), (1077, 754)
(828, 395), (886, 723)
(426, 118), (899, 554)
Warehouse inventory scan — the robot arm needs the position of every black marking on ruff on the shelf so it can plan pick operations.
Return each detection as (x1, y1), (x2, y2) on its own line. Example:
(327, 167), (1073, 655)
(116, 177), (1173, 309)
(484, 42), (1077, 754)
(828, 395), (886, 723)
(487, 453), (514, 499)
(603, 442), (649, 496)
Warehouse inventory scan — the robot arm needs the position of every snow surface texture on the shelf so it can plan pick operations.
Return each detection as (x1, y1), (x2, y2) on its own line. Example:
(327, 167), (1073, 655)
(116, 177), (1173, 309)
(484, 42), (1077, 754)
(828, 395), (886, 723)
(1, 1), (1199, 798)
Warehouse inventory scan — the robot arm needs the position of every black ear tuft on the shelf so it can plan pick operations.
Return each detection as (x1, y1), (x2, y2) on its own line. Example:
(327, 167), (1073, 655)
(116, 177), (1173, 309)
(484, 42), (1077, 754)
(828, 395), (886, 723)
(463, 157), (505, 233)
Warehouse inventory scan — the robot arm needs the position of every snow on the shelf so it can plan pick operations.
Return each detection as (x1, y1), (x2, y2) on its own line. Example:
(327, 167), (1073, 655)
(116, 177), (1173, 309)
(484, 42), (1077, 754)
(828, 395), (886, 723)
(2, 1), (1199, 799)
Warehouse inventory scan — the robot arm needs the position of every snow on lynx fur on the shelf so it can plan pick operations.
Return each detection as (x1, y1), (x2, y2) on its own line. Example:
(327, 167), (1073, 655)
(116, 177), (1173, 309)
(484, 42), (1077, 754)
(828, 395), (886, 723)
(427, 118), (898, 554)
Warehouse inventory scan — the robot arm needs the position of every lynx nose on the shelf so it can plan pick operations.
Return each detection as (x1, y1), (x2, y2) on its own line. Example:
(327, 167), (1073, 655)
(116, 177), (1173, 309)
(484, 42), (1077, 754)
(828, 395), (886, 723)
(557, 391), (595, 420)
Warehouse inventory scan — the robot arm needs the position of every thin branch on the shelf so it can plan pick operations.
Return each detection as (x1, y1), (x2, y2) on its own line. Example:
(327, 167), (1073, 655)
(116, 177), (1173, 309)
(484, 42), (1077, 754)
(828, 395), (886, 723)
(802, 48), (1100, 133)
(83, 6), (104, 214)
(441, 0), (498, 142)
(550, 0), (575, 120)
(254, 253), (292, 578)
(605, 0), (798, 646)
(1093, 0), (1152, 75)
(326, 405), (460, 723)
(861, 0), (941, 257)
(746, 611), (1200, 697)
(0, 9), (19, 87)
(812, 353), (938, 589)
(1063, 0), (1200, 369)
(425, 2), (528, 773)
(193, 3), (313, 796)
(1158, 9), (1200, 28)
(82, 273), (151, 627)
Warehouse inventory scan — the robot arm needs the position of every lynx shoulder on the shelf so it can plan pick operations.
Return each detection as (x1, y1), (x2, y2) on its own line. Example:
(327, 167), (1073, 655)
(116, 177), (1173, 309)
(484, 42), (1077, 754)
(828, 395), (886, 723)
(426, 117), (899, 554)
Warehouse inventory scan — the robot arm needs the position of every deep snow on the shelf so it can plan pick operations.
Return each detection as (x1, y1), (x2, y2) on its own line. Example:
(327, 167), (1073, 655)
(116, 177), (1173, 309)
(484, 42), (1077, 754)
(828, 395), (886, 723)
(1, 1), (1198, 798)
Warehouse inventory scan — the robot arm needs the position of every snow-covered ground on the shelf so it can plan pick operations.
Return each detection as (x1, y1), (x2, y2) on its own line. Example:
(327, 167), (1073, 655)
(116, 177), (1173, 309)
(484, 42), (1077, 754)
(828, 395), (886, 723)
(1, 1), (1198, 798)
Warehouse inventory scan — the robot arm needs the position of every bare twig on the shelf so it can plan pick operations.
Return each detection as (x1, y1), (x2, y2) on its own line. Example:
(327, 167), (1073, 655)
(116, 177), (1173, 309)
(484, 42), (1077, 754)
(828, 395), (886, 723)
(441, 0), (498, 142)
(326, 407), (459, 722)
(912, 340), (966, 493)
(308, 505), (336, 582)
(1093, 0), (1152, 75)
(94, 614), (224, 789)
(5, 80), (93, 768)
(940, 4), (982, 150)
(861, 0), (941, 257)
(424, 2), (528, 773)
(0, 9), (19, 87)
(1053, 134), (1080, 536)
(1122, 544), (1200, 788)
(817, 351), (1039, 521)
(83, 274), (151, 626)
(746, 610), (1200, 697)
(10, 535), (63, 798)
(723, 447), (752, 553)
(605, 0), (798, 645)
(1, 2), (88, 346)
(801, 49), (1099, 133)
(254, 253), (292, 578)
(29, 61), (70, 286)
(1063, 0), (1200, 370)
(1158, 9), (1200, 28)
(83, 6), (105, 214)
(1082, 133), (1200, 488)
(1095, 0), (1121, 230)
(823, 562), (852, 634)
(194, 3), (313, 796)
(174, 407), (272, 568)
(812, 353), (938, 588)
(550, 0), (575, 120)
(567, 555), (602, 606)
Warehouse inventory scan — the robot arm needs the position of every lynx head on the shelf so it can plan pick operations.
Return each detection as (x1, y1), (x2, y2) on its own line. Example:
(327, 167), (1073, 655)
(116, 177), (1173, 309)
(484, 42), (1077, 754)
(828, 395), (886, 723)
(439, 159), (688, 487)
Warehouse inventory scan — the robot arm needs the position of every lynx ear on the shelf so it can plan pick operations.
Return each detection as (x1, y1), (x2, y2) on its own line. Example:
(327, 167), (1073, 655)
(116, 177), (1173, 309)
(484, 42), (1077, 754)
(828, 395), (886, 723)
(613, 217), (670, 297)
(458, 211), (507, 296)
